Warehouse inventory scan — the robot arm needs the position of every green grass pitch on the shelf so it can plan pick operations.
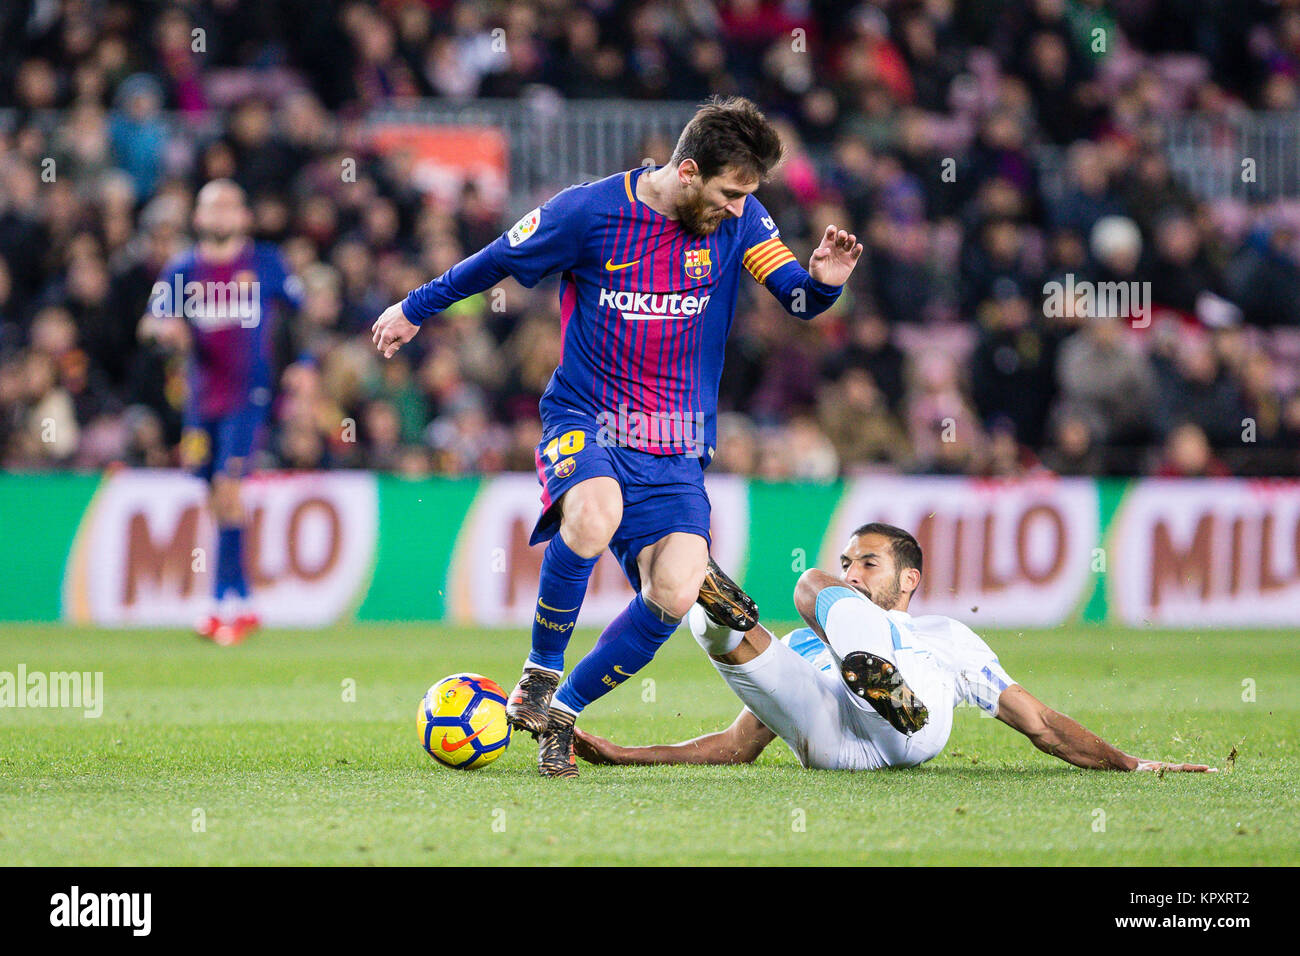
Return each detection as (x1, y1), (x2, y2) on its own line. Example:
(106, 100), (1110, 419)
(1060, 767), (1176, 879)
(1, 622), (1295, 865)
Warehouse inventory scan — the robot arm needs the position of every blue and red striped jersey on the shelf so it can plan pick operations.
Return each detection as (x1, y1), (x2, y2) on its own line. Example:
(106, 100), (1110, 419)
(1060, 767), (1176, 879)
(149, 241), (301, 420)
(403, 165), (842, 459)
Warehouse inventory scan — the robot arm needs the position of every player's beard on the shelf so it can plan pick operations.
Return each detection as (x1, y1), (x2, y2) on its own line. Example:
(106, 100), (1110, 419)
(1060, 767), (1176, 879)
(198, 227), (237, 245)
(854, 573), (903, 612)
(676, 191), (726, 236)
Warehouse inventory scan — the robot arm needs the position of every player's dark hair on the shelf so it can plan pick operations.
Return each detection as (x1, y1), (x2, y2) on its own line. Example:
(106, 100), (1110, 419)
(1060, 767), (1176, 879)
(671, 96), (785, 182)
(852, 522), (923, 576)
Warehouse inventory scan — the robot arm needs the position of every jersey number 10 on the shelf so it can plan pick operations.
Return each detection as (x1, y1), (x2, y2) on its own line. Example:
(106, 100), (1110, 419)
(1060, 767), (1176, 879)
(544, 430), (586, 463)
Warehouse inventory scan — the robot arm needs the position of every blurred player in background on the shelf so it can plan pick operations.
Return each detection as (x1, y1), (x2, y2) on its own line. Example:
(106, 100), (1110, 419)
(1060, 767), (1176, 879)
(373, 97), (862, 776)
(578, 524), (1214, 775)
(139, 180), (301, 645)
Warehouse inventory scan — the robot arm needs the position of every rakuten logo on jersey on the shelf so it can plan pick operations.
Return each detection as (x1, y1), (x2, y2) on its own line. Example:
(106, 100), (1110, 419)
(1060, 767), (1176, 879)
(598, 288), (710, 321)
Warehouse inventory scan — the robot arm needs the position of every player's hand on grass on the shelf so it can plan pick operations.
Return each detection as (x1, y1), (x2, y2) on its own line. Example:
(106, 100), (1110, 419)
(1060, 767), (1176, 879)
(808, 225), (863, 287)
(371, 302), (420, 359)
(1134, 759), (1217, 773)
(573, 727), (622, 765)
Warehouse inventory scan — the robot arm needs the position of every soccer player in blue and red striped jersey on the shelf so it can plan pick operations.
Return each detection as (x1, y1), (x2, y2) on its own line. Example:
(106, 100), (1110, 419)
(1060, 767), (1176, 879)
(373, 97), (862, 776)
(140, 180), (301, 645)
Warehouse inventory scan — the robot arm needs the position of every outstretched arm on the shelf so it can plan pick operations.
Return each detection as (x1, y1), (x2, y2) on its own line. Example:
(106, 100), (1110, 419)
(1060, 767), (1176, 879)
(741, 193), (861, 321)
(996, 685), (1214, 772)
(754, 226), (861, 320)
(373, 186), (591, 358)
(574, 709), (776, 766)
(371, 243), (520, 358)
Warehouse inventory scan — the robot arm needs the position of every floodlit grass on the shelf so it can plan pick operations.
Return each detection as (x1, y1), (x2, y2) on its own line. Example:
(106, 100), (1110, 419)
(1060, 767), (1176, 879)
(0, 623), (1294, 865)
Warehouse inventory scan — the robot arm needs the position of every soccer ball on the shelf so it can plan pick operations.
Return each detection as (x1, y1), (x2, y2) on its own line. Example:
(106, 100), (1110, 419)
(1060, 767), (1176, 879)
(418, 673), (511, 769)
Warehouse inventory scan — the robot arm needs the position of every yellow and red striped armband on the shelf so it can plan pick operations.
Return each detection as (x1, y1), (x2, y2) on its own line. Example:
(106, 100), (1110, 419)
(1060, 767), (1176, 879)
(743, 237), (797, 284)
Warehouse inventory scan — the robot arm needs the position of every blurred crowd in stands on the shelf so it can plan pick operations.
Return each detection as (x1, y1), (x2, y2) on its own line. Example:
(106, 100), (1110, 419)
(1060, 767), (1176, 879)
(3, 0), (1300, 480)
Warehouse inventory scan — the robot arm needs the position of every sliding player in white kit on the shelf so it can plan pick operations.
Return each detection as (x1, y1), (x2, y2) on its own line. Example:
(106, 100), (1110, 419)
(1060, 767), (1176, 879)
(575, 523), (1214, 773)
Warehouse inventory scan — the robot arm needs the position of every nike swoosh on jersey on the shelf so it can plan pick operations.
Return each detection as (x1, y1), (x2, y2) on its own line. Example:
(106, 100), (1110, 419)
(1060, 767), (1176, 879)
(612, 665), (633, 677)
(605, 258), (640, 271)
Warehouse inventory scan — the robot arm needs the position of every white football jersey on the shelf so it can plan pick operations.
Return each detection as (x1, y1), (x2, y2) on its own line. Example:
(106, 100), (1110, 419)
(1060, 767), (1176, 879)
(708, 591), (1018, 771)
(769, 609), (1016, 769)
(782, 609), (1012, 717)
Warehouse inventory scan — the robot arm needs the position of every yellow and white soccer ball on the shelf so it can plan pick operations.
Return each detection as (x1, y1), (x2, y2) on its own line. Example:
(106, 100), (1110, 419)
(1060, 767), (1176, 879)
(417, 673), (512, 769)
